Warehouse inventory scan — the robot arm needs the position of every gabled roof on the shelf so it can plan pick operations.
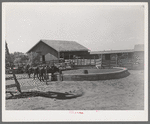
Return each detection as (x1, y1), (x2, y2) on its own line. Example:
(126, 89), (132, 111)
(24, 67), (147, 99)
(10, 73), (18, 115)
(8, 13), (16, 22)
(134, 44), (144, 51)
(90, 49), (134, 55)
(27, 40), (89, 53)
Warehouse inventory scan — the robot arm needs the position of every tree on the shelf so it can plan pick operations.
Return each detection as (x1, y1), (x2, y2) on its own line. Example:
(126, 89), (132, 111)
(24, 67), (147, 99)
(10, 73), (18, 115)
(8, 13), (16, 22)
(27, 52), (41, 66)
(13, 52), (28, 64)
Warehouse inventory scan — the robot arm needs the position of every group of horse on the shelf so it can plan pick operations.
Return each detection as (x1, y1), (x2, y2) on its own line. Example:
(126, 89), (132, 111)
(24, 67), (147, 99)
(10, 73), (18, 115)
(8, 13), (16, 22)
(25, 64), (62, 82)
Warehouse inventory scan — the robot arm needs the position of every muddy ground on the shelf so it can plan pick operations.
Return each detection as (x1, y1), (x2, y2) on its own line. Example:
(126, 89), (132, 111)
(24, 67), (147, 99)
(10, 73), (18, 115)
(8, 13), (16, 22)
(5, 70), (144, 110)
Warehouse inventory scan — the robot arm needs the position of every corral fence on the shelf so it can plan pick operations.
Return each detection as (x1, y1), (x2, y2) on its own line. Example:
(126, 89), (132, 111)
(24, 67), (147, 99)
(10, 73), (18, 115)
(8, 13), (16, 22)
(35, 58), (98, 70)
(43, 58), (97, 66)
(5, 57), (98, 81)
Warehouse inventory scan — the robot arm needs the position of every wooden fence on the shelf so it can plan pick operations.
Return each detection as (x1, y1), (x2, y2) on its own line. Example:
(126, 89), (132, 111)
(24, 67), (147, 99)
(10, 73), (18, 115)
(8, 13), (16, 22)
(39, 58), (134, 69)
(39, 58), (97, 66)
(101, 60), (117, 68)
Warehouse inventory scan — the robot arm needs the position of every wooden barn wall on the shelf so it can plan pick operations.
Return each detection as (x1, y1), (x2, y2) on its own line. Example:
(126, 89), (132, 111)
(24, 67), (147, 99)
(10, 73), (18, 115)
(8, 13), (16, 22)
(29, 42), (58, 58)
(60, 51), (90, 59)
(117, 53), (129, 66)
(45, 53), (58, 61)
(94, 53), (134, 68)
(89, 51), (143, 69)
(101, 54), (117, 61)
(133, 51), (144, 63)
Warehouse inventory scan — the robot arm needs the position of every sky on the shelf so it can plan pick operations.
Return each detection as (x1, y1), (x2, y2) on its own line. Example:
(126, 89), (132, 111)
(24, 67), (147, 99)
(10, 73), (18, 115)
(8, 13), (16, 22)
(4, 3), (144, 53)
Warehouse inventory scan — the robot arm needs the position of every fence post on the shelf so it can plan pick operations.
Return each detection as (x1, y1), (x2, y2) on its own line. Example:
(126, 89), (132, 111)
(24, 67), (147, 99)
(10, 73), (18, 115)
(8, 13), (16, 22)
(90, 58), (91, 65)
(45, 66), (48, 85)
(116, 54), (118, 67)
(94, 56), (96, 65)
(58, 70), (62, 81)
(83, 58), (84, 65)
(69, 54), (70, 62)
(101, 54), (103, 68)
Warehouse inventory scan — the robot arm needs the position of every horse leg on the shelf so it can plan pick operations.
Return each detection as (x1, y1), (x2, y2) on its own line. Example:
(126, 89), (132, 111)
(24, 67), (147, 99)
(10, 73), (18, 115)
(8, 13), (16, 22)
(28, 72), (30, 78)
(37, 73), (39, 80)
(51, 73), (54, 81)
(40, 75), (42, 81)
(34, 73), (36, 80)
(42, 74), (44, 81)
(35, 72), (38, 79)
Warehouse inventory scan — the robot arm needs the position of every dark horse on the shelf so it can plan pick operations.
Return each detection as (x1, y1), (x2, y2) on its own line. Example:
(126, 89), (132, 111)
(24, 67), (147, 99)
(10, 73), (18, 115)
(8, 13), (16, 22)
(48, 65), (62, 75)
(26, 65), (62, 82)
(47, 65), (62, 81)
(26, 66), (39, 79)
(38, 66), (46, 82)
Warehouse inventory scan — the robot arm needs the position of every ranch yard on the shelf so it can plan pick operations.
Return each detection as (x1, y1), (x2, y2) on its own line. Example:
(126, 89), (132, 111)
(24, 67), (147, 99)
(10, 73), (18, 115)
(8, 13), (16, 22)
(5, 70), (144, 110)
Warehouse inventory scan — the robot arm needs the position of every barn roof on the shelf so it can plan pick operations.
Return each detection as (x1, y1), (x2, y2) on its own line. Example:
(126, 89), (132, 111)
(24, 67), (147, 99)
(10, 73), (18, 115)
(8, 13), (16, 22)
(27, 40), (89, 53)
(90, 49), (134, 55)
(134, 44), (144, 51)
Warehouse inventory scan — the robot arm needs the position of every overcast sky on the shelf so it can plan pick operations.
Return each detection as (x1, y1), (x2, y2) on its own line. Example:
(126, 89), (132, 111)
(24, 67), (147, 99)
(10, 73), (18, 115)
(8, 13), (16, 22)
(4, 3), (144, 53)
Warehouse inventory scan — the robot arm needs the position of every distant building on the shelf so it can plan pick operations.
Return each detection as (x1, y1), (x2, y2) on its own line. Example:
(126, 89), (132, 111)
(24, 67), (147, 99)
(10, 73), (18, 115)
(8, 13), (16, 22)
(132, 44), (144, 66)
(90, 44), (144, 69)
(27, 40), (144, 69)
(27, 39), (90, 62)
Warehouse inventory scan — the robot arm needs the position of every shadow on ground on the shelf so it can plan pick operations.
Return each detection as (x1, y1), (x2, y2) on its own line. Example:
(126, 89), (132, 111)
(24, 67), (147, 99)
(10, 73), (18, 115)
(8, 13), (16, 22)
(6, 90), (83, 100)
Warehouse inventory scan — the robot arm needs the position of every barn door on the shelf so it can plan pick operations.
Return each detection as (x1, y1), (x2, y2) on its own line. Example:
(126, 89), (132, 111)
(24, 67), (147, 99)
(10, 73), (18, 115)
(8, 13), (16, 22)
(42, 55), (45, 62)
(105, 54), (110, 60)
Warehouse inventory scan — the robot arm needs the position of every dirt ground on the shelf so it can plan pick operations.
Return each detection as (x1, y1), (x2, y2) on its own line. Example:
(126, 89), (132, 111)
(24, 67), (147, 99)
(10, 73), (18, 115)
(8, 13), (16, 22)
(5, 70), (144, 110)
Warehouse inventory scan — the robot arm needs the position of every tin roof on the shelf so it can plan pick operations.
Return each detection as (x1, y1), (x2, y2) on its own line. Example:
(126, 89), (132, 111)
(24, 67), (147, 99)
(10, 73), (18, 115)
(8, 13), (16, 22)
(90, 49), (134, 55)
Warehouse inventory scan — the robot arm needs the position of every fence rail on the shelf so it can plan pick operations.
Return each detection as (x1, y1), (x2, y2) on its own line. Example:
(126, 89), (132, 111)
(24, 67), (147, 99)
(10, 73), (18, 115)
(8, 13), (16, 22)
(42, 58), (97, 66)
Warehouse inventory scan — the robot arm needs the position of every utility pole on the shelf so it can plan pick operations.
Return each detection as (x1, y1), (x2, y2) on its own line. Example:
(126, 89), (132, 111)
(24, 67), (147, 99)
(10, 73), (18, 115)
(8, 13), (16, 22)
(5, 42), (22, 93)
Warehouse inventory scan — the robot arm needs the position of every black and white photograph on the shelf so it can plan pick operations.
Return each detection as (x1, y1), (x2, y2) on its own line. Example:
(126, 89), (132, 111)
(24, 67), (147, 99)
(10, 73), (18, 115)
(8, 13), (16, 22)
(2, 2), (148, 121)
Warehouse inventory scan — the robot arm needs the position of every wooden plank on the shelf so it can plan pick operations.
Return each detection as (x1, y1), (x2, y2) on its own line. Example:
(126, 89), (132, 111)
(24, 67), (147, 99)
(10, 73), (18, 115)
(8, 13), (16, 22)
(6, 84), (17, 89)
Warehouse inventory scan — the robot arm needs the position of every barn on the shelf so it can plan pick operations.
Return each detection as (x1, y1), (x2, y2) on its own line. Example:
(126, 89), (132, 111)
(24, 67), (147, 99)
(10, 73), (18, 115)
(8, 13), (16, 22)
(27, 40), (90, 62)
(90, 44), (144, 69)
(133, 44), (144, 64)
(90, 49), (134, 68)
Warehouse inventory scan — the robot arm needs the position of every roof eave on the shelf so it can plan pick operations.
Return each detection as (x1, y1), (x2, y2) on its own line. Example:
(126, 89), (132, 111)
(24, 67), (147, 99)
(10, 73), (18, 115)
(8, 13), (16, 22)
(60, 49), (89, 52)
(26, 40), (42, 53)
(90, 50), (134, 55)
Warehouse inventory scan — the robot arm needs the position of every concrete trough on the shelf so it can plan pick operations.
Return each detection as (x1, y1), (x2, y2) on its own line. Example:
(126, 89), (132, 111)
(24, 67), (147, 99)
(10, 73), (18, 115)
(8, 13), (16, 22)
(62, 67), (130, 81)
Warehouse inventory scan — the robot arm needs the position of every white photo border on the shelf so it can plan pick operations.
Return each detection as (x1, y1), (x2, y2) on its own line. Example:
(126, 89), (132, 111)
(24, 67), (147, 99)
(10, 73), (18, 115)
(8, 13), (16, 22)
(2, 2), (148, 122)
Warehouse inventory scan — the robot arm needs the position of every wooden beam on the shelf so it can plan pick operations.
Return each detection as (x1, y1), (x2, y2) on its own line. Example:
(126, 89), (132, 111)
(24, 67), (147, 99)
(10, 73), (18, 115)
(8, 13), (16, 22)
(101, 54), (103, 68)
(94, 56), (96, 65)
(116, 54), (118, 67)
(90, 58), (91, 65)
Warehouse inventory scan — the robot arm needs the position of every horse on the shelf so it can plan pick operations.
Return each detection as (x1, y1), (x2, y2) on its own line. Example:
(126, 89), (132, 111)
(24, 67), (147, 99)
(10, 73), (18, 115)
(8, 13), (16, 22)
(25, 65), (39, 79)
(26, 64), (62, 82)
(49, 65), (62, 81)
(47, 65), (62, 75)
(25, 64), (32, 78)
(32, 67), (40, 79)
(38, 65), (62, 82)
(38, 66), (46, 82)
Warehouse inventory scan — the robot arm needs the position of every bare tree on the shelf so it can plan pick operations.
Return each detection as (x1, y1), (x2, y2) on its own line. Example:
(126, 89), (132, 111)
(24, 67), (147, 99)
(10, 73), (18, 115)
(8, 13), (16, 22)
(5, 41), (22, 93)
